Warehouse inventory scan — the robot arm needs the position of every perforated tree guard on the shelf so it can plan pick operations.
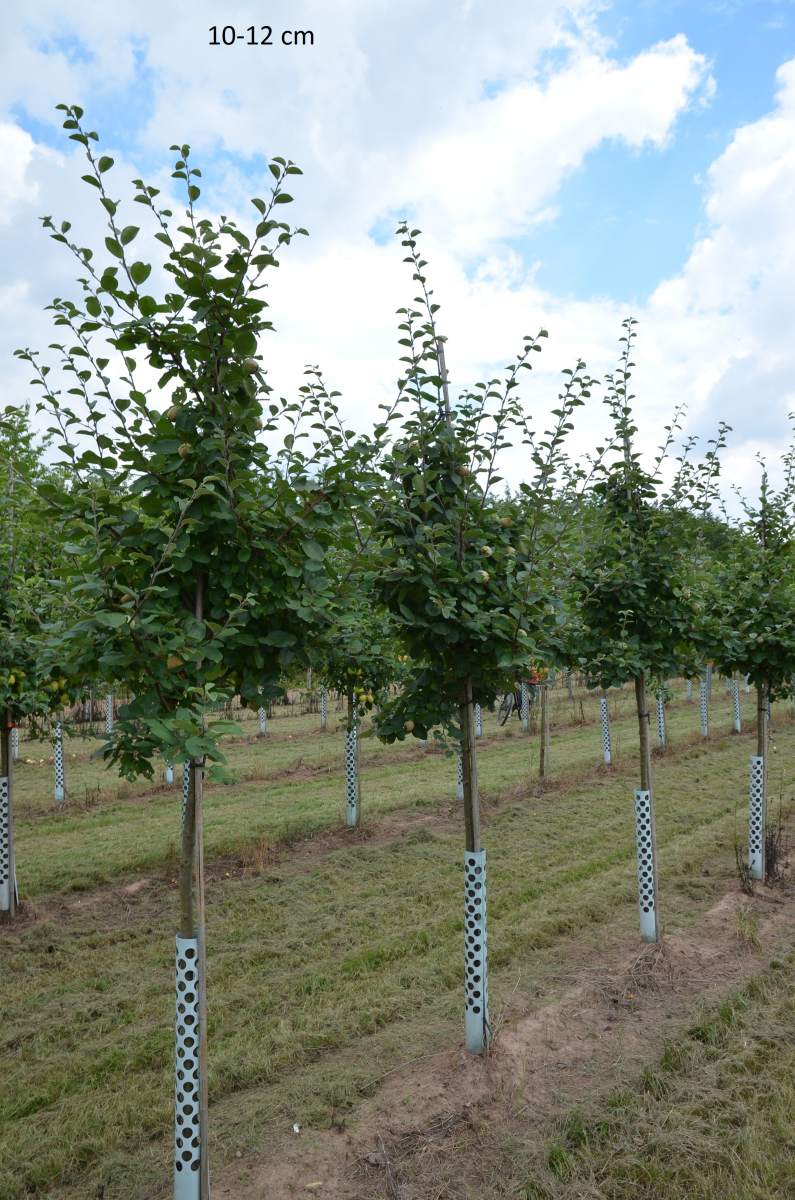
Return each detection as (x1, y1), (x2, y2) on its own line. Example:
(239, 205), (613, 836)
(520, 682), (530, 730)
(475, 703), (483, 738)
(258, 707), (268, 735)
(731, 680), (742, 733)
(181, 763), (190, 832)
(0, 775), (11, 912)
(105, 693), (114, 735)
(53, 723), (65, 805)
(345, 721), (359, 827)
(656, 692), (667, 749)
(320, 687), (328, 730)
(10, 728), (18, 762)
(699, 680), (709, 738)
(634, 789), (659, 942)
(456, 749), (464, 801)
(748, 756), (765, 880)
(599, 697), (612, 765)
(165, 761), (174, 785)
(464, 849), (490, 1054)
(174, 935), (201, 1198)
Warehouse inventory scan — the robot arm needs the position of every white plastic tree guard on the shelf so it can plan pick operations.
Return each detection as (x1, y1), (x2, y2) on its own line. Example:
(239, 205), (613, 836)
(105, 692), (114, 735)
(257, 706), (268, 736)
(520, 682), (530, 731)
(320, 687), (328, 730)
(474, 703), (483, 738)
(463, 849), (490, 1053)
(748, 756), (765, 881)
(10, 728), (19, 762)
(0, 775), (13, 912)
(731, 680), (742, 733)
(345, 718), (360, 827)
(165, 761), (175, 785)
(599, 697), (612, 765)
(174, 935), (201, 1198)
(686, 679), (693, 701)
(656, 692), (667, 749)
(634, 788), (659, 942)
(456, 749), (464, 801)
(53, 722), (65, 805)
(699, 680), (709, 738)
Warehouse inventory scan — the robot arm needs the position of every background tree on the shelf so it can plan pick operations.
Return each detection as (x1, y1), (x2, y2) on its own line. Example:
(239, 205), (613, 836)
(374, 224), (593, 1052)
(568, 318), (727, 943)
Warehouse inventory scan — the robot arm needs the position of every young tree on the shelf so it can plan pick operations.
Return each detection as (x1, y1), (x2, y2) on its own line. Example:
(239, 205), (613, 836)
(375, 225), (592, 1052)
(19, 105), (362, 1197)
(568, 318), (727, 943)
(708, 451), (795, 879)
(0, 408), (78, 914)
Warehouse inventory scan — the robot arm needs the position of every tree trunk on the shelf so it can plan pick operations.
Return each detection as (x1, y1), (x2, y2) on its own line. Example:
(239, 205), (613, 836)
(345, 690), (360, 827)
(633, 672), (660, 943)
(460, 679), (480, 853)
(1, 709), (17, 916)
(539, 683), (550, 779)
(749, 681), (769, 881)
(459, 678), (488, 1053)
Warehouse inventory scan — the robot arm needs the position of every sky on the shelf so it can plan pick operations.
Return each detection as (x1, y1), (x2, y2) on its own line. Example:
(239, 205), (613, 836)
(2, 0), (795, 499)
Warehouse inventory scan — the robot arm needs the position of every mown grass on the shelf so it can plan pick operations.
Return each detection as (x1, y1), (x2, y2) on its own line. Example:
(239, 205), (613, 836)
(9, 683), (758, 897)
(502, 952), (795, 1199)
(0, 685), (792, 1198)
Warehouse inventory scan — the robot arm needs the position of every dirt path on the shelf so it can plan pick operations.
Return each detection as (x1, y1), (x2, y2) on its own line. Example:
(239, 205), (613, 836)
(213, 871), (795, 1199)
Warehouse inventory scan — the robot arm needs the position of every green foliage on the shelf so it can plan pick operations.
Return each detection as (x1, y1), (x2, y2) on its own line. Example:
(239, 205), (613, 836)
(567, 319), (727, 688)
(16, 105), (364, 778)
(374, 223), (593, 741)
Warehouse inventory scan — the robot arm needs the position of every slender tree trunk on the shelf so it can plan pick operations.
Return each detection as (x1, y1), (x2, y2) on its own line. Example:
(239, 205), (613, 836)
(749, 681), (769, 881)
(539, 682), (550, 779)
(1, 709), (17, 917)
(460, 679), (480, 853)
(459, 677), (488, 1053)
(633, 672), (660, 942)
(635, 673), (652, 791)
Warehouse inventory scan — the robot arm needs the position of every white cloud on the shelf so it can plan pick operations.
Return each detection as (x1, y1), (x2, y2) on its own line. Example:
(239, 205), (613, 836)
(1, 5), (793, 505)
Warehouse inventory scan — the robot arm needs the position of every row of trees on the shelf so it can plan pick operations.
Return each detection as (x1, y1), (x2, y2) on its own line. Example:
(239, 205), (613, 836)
(3, 106), (795, 1197)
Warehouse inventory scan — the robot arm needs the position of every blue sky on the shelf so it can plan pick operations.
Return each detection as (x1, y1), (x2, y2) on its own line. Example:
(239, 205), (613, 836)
(1, 1), (794, 493)
(524, 0), (795, 300)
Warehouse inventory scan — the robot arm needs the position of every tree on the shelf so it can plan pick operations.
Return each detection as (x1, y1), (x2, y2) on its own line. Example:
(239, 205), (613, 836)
(707, 447), (795, 879)
(18, 104), (363, 1196)
(374, 224), (592, 1052)
(568, 318), (727, 942)
(0, 407), (79, 915)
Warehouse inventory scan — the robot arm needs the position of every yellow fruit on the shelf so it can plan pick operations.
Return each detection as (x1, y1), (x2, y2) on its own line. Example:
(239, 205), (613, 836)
(479, 570), (490, 584)
(481, 546), (493, 556)
(48, 680), (59, 691)
(500, 516), (513, 526)
(7, 675), (15, 685)
(243, 357), (260, 374)
(404, 719), (414, 732)
(167, 655), (184, 669)
(178, 443), (191, 459)
(59, 693), (69, 706)
(166, 405), (180, 421)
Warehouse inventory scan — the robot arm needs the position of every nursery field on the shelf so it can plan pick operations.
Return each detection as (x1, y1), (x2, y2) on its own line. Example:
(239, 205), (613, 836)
(1, 682), (794, 1199)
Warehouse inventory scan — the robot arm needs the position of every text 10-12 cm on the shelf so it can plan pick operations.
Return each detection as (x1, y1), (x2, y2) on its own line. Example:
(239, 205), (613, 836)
(209, 26), (315, 46)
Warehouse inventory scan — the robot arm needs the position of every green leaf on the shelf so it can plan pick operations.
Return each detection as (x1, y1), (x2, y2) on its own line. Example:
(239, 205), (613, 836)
(303, 540), (325, 562)
(130, 261), (151, 285)
(97, 156), (114, 173)
(105, 237), (123, 259)
(120, 226), (139, 246)
(85, 296), (102, 318)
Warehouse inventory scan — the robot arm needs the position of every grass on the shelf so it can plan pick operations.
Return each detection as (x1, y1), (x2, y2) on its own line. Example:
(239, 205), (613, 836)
(507, 953), (795, 1199)
(0, 680), (792, 1198)
(9, 683), (764, 897)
